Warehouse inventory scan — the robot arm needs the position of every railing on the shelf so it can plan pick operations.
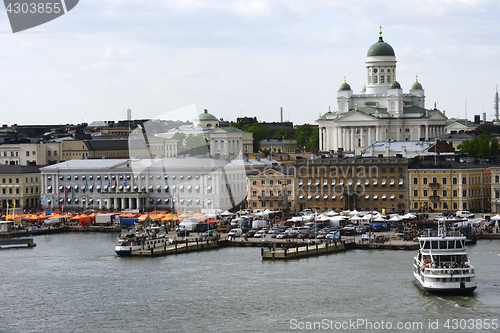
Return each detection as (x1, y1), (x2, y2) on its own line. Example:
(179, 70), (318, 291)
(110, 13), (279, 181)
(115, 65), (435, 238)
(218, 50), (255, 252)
(429, 182), (440, 188)
(423, 267), (474, 275)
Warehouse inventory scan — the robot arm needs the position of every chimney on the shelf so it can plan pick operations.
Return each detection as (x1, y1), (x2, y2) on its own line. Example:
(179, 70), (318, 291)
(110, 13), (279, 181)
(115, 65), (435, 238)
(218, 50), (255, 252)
(280, 107), (283, 123)
(385, 146), (390, 156)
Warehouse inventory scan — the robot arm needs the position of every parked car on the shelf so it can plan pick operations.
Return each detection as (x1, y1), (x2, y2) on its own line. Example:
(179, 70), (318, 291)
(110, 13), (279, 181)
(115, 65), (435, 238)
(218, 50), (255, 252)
(217, 225), (230, 233)
(276, 232), (287, 239)
(228, 228), (243, 237)
(177, 229), (190, 237)
(245, 231), (256, 238)
(254, 230), (266, 238)
(356, 227), (367, 234)
(455, 210), (474, 219)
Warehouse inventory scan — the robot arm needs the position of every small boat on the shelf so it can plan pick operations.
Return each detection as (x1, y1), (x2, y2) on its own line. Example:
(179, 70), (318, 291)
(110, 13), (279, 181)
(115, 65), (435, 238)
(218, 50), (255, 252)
(413, 219), (476, 295)
(115, 225), (172, 256)
(0, 237), (36, 249)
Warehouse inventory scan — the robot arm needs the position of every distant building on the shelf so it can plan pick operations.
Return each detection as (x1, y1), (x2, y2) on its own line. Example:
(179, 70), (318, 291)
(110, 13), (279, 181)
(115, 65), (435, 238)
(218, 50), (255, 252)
(358, 140), (454, 157)
(408, 156), (492, 212)
(246, 164), (295, 212)
(0, 139), (61, 165)
(40, 157), (247, 214)
(445, 119), (477, 134)
(0, 165), (42, 213)
(259, 138), (298, 154)
(294, 155), (409, 212)
(317, 27), (447, 152)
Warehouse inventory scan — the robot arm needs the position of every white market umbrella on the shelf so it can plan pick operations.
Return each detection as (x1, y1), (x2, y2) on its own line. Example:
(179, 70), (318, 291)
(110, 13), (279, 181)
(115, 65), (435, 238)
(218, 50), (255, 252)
(490, 214), (500, 221)
(374, 216), (386, 222)
(221, 210), (234, 216)
(348, 210), (359, 216)
(389, 215), (403, 222)
(349, 215), (362, 221)
(325, 210), (339, 216)
(402, 213), (416, 219)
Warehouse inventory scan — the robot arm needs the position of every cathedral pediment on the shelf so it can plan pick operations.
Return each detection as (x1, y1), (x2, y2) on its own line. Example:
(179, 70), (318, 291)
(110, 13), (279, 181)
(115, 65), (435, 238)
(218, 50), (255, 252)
(337, 110), (376, 122)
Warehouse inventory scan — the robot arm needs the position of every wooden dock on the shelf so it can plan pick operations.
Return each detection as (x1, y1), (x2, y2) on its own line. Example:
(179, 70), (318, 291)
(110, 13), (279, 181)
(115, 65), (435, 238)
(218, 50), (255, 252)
(128, 238), (225, 257)
(261, 242), (346, 260)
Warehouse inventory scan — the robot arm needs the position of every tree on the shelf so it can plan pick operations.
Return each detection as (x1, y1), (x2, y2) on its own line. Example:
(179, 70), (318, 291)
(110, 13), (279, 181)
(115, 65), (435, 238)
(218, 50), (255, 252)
(230, 122), (241, 129)
(184, 133), (209, 155)
(458, 134), (499, 158)
(273, 129), (289, 139)
(242, 123), (271, 152)
(294, 124), (318, 151)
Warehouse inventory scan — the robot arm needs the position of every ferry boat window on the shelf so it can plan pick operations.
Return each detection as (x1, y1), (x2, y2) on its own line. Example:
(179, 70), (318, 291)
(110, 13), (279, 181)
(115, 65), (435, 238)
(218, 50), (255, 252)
(439, 241), (447, 249)
(431, 241), (438, 249)
(423, 241), (430, 249)
(448, 241), (455, 249)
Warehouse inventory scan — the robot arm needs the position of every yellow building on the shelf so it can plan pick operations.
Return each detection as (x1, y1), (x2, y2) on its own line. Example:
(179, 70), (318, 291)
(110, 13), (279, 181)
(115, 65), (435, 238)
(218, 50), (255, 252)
(408, 157), (491, 213)
(0, 165), (41, 213)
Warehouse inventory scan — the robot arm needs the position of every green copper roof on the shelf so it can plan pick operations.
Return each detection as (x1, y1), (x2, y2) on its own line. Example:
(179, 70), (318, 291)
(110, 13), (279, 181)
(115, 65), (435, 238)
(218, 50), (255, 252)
(389, 80), (401, 89)
(411, 80), (423, 90)
(367, 36), (395, 57)
(339, 82), (351, 91)
(196, 109), (218, 121)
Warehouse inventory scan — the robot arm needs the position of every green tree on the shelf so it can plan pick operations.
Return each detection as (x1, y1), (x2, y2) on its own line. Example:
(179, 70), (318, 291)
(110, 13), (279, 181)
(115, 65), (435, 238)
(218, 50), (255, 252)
(230, 122), (241, 129)
(273, 128), (289, 139)
(294, 124), (318, 151)
(458, 134), (499, 158)
(243, 123), (271, 152)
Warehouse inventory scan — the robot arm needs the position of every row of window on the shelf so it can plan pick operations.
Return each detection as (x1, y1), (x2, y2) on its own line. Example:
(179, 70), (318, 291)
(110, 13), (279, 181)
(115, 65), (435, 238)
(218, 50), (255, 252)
(49, 197), (211, 206)
(299, 178), (404, 187)
(252, 179), (292, 186)
(299, 193), (404, 201)
(252, 190), (292, 197)
(413, 201), (473, 211)
(301, 167), (404, 175)
(413, 188), (485, 198)
(413, 175), (485, 185)
(47, 173), (244, 182)
(48, 184), (213, 194)
(2, 187), (39, 194)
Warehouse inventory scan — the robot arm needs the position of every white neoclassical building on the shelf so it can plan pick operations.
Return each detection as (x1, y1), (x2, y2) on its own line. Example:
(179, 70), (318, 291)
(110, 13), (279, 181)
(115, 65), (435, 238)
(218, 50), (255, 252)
(317, 27), (448, 152)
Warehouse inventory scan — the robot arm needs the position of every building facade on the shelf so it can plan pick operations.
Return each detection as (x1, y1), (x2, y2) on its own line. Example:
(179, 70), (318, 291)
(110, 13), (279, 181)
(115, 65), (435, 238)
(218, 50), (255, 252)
(0, 165), (42, 213)
(317, 28), (447, 152)
(0, 141), (61, 165)
(408, 157), (491, 213)
(40, 157), (247, 214)
(294, 156), (409, 213)
(247, 165), (295, 211)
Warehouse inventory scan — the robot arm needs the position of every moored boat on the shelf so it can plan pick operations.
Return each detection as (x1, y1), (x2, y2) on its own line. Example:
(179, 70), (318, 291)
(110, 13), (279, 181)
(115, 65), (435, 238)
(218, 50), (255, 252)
(115, 225), (172, 256)
(413, 219), (476, 295)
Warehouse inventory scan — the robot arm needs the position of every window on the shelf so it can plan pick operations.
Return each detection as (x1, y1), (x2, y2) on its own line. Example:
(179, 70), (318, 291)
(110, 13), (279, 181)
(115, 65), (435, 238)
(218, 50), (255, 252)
(270, 180), (274, 186)
(26, 151), (29, 156)
(252, 191), (256, 197)
(423, 189), (428, 197)
(413, 189), (418, 197)
(269, 190), (274, 197)
(380, 75), (385, 83)
(453, 189), (458, 197)
(399, 194), (404, 199)
(374, 75), (378, 83)
(287, 180), (291, 185)
(462, 190), (467, 197)
(381, 168), (386, 173)
(261, 180), (265, 185)
(399, 168), (403, 173)
(423, 177), (428, 185)
(414, 202), (418, 209)
(443, 202), (448, 209)
(390, 167), (394, 173)
(432, 177), (437, 183)
(495, 175), (499, 183)
(261, 190), (265, 197)
(387, 75), (391, 83)
(442, 177), (447, 185)
(54, 151), (57, 156)
(495, 190), (499, 199)
(453, 202), (458, 210)
(48, 151), (51, 156)
(413, 177), (418, 185)
(462, 177), (467, 185)
(442, 189), (448, 197)
(453, 177), (457, 185)
(252, 180), (256, 186)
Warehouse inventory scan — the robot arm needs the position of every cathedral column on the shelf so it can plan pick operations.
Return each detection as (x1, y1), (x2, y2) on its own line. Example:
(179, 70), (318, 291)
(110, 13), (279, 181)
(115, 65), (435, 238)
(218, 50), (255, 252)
(375, 126), (379, 142)
(368, 127), (372, 146)
(360, 127), (364, 147)
(418, 126), (422, 140)
(342, 128), (346, 151)
(319, 127), (323, 151)
(396, 126), (401, 141)
(425, 125), (429, 140)
(350, 127), (355, 151)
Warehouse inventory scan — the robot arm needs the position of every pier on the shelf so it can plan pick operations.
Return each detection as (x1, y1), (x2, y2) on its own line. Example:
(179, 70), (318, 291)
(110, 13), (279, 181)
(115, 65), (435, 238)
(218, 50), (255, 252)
(128, 238), (224, 257)
(0, 237), (36, 249)
(261, 241), (347, 260)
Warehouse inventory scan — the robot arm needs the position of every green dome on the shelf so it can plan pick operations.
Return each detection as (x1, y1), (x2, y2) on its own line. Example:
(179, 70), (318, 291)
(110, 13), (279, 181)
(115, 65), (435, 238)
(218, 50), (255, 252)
(389, 80), (401, 89)
(367, 36), (395, 57)
(339, 81), (351, 91)
(411, 80), (423, 90)
(196, 109), (218, 121)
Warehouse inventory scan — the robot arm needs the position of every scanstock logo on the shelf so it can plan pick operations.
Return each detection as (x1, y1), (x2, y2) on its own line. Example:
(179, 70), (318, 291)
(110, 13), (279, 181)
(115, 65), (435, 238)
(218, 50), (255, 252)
(3, 0), (79, 33)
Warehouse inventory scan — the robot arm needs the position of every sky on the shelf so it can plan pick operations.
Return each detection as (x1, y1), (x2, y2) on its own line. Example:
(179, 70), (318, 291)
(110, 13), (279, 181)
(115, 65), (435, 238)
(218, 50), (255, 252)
(1, 0), (500, 126)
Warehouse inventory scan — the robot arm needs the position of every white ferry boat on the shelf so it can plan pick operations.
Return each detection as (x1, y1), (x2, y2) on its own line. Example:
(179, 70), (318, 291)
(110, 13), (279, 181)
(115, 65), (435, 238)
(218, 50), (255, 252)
(413, 219), (476, 295)
(115, 225), (172, 256)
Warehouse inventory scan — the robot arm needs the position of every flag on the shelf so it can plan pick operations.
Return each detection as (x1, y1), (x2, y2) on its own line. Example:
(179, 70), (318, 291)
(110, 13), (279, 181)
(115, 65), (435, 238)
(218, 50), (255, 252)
(123, 178), (127, 186)
(65, 186), (69, 203)
(93, 179), (95, 187)
(114, 178), (117, 187)
(100, 179), (102, 186)
(107, 179), (111, 187)
(86, 179), (88, 187)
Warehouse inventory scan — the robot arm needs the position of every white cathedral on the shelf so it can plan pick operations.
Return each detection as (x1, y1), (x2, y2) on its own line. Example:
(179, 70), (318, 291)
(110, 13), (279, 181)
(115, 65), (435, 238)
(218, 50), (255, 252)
(317, 27), (448, 152)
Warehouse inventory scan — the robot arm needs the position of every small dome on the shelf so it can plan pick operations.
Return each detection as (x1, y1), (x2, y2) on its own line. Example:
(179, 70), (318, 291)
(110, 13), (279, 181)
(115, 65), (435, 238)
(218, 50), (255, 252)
(339, 77), (351, 91)
(389, 80), (401, 89)
(367, 27), (395, 57)
(411, 78), (423, 90)
(196, 109), (218, 121)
